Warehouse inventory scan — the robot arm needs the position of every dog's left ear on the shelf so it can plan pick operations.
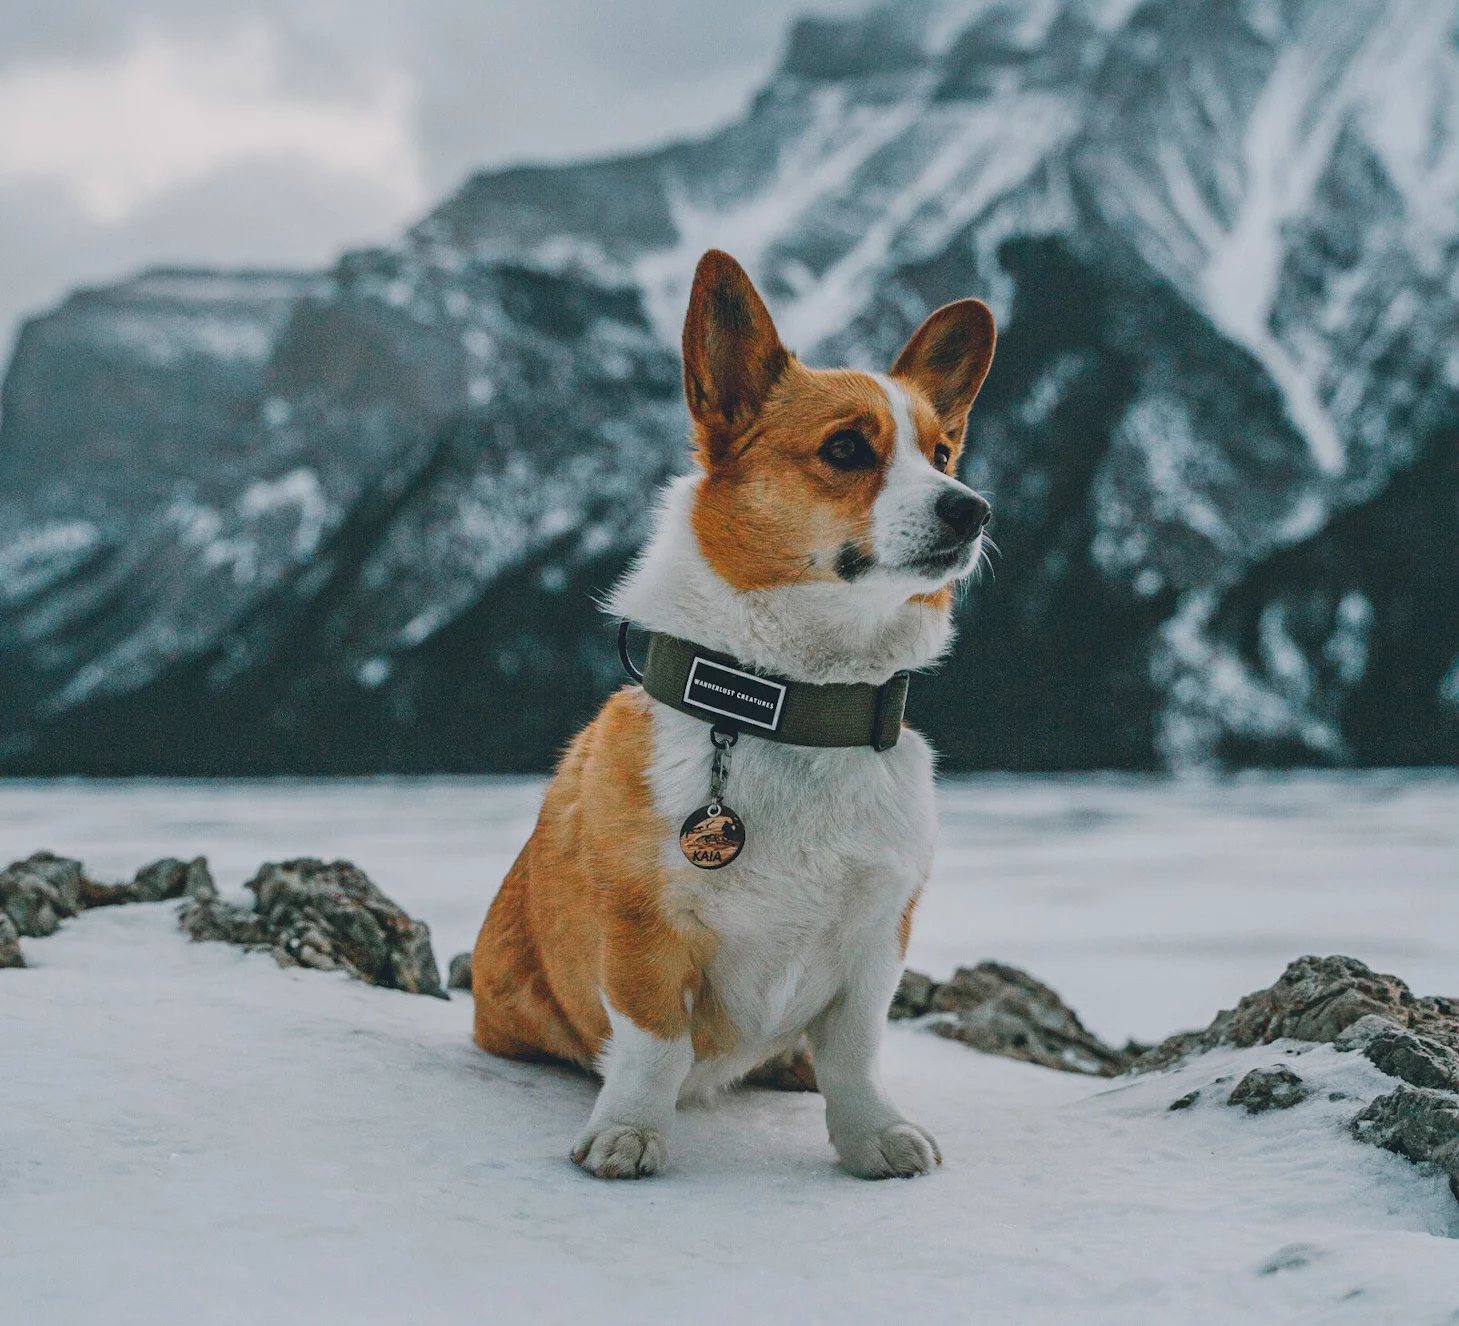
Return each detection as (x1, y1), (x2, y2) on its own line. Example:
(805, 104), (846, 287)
(682, 250), (790, 453)
(891, 300), (996, 437)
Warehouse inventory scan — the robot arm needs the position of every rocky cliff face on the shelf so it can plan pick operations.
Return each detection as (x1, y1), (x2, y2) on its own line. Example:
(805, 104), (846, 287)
(2, 0), (1456, 774)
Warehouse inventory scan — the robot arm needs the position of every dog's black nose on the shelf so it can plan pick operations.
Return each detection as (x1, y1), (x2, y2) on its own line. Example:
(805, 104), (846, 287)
(935, 488), (991, 540)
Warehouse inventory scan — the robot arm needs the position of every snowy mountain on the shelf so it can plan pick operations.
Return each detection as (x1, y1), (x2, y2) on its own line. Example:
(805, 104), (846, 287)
(2, 0), (1457, 774)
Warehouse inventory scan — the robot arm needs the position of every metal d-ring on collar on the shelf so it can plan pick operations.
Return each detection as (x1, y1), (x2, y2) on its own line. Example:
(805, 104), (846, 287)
(617, 619), (644, 684)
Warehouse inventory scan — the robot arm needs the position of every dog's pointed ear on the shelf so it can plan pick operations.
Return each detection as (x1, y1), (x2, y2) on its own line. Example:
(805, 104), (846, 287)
(682, 250), (789, 449)
(892, 299), (996, 437)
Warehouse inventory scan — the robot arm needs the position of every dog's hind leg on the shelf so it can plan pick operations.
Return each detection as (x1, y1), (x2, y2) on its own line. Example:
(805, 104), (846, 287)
(571, 1006), (693, 1179)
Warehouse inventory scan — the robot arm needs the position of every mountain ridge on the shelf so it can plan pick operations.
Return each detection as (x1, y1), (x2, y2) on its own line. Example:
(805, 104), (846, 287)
(2, 0), (1456, 773)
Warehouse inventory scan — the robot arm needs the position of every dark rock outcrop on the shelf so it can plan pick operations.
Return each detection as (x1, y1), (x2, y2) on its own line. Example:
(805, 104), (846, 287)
(447, 951), (473, 991)
(1135, 955), (1459, 1071)
(889, 969), (938, 1020)
(1228, 1066), (1309, 1114)
(181, 858), (444, 998)
(896, 962), (1137, 1077)
(1137, 954), (1459, 1203)
(0, 912), (25, 967)
(1363, 1028), (1459, 1094)
(1353, 1088), (1459, 1201)
(0, 851), (93, 936)
(130, 856), (215, 904)
(0, 850), (224, 961)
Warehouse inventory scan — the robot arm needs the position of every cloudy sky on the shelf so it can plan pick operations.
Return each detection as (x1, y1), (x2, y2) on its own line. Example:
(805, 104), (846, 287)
(0, 0), (864, 358)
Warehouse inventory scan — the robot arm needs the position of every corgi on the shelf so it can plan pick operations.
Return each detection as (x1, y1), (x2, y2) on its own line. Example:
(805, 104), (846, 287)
(471, 249), (995, 1180)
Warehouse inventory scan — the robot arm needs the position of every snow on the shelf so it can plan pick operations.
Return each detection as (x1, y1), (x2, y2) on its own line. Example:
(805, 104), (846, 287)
(238, 468), (329, 560)
(0, 521), (99, 605)
(3, 773), (1458, 1323)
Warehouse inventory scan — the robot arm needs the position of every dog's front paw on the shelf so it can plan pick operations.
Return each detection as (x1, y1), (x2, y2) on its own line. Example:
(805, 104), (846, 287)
(836, 1121), (941, 1180)
(571, 1122), (668, 1179)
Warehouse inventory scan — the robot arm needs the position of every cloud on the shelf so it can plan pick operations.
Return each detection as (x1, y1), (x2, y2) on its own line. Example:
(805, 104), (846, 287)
(0, 24), (426, 223)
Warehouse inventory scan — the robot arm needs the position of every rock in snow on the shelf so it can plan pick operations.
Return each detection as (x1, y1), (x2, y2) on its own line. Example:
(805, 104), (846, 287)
(446, 951), (473, 991)
(1353, 1088), (1459, 1202)
(1, 0), (1456, 776)
(1228, 1066), (1310, 1114)
(2, 848), (445, 998)
(892, 961), (1139, 1076)
(129, 856), (215, 904)
(1362, 1028), (1459, 1094)
(0, 912), (24, 968)
(1134, 955), (1459, 1200)
(181, 858), (445, 998)
(0, 851), (94, 937)
(1135, 954), (1459, 1070)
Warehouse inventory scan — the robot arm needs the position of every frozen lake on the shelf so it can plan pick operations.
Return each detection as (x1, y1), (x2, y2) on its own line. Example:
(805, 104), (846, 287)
(3, 771), (1456, 1043)
(5, 772), (1458, 1325)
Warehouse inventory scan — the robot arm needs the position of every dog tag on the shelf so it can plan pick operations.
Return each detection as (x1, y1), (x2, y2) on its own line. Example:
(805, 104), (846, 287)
(681, 725), (745, 869)
(680, 803), (745, 870)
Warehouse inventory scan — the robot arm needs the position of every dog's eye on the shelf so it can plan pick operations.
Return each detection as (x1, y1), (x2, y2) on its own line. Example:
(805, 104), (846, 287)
(819, 429), (877, 471)
(933, 444), (952, 473)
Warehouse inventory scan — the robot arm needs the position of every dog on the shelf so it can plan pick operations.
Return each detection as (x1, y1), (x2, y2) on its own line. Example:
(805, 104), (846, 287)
(471, 249), (995, 1179)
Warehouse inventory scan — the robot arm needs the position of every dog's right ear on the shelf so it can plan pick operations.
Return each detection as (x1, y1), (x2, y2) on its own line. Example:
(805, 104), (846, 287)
(682, 250), (789, 454)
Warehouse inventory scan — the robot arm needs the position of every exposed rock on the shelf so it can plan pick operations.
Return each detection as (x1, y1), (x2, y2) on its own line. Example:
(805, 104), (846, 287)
(177, 866), (268, 948)
(742, 1041), (819, 1092)
(1135, 956), (1459, 1071)
(1331, 1013), (1398, 1051)
(0, 851), (91, 936)
(131, 857), (215, 903)
(923, 962), (1135, 1077)
(1353, 1088), (1459, 1201)
(0, 850), (223, 953)
(180, 858), (444, 998)
(1362, 1029), (1459, 1094)
(889, 969), (937, 1020)
(1257, 1244), (1323, 1276)
(1168, 1090), (1200, 1111)
(447, 952), (473, 991)
(1222, 956), (1455, 1046)
(1228, 1066), (1309, 1114)
(0, 913), (25, 967)
(1135, 956), (1459, 1201)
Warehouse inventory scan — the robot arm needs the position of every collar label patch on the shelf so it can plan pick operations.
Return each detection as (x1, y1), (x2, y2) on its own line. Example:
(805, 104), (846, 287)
(682, 657), (786, 732)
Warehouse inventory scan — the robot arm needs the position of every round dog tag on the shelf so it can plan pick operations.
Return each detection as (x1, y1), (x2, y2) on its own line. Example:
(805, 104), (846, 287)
(679, 803), (746, 870)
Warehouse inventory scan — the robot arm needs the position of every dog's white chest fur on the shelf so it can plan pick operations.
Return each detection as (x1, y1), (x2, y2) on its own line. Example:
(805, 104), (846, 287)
(647, 705), (936, 1092)
(609, 474), (954, 1096)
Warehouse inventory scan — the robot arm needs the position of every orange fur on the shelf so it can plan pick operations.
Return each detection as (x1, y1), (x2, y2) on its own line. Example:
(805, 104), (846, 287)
(472, 687), (732, 1069)
(897, 891), (921, 960)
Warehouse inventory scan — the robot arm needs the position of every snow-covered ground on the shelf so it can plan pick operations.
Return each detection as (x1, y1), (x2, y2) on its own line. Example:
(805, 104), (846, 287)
(3, 773), (1458, 1324)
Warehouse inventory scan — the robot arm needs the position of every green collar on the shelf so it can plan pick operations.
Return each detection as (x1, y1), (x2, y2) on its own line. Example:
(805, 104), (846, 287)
(633, 629), (909, 752)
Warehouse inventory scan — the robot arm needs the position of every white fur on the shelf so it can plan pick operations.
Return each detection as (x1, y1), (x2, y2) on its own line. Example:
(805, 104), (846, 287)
(573, 1006), (692, 1178)
(594, 463), (969, 1178)
(869, 372), (984, 584)
(610, 476), (955, 685)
